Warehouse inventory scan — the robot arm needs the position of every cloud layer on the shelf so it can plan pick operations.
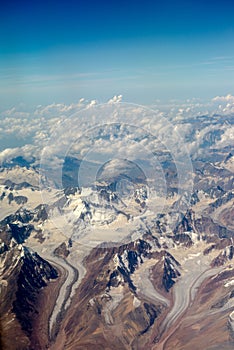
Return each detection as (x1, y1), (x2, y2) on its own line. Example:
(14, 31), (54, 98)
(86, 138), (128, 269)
(0, 94), (233, 168)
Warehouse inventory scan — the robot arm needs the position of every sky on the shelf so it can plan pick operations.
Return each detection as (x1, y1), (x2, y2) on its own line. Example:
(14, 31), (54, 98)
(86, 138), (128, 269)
(1, 0), (234, 108)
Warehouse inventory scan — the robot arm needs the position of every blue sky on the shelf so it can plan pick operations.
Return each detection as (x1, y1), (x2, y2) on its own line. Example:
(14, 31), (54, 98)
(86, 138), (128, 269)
(1, 0), (234, 108)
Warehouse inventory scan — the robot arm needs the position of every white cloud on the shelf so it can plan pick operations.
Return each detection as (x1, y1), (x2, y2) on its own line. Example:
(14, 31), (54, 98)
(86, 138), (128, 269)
(210, 94), (234, 115)
(0, 95), (233, 171)
(107, 95), (123, 104)
(88, 100), (97, 107)
(215, 126), (234, 148)
(0, 144), (38, 164)
(212, 94), (234, 102)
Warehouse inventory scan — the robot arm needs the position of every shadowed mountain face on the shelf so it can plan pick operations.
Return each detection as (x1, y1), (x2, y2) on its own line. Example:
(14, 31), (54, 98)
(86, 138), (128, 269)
(0, 229), (58, 350)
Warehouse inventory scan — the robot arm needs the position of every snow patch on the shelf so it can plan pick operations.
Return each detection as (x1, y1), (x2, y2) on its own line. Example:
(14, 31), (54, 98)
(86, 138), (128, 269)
(133, 296), (141, 308)
(224, 279), (234, 287)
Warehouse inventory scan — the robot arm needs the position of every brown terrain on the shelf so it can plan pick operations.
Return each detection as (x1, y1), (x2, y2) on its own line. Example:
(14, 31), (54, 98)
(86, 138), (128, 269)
(0, 146), (233, 350)
(47, 237), (234, 350)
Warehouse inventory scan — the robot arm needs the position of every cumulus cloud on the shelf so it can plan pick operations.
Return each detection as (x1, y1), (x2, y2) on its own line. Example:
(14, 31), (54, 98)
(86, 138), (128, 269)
(210, 94), (234, 115)
(215, 126), (234, 148)
(212, 94), (234, 102)
(87, 100), (97, 107)
(107, 95), (123, 104)
(0, 144), (38, 165)
(0, 95), (233, 173)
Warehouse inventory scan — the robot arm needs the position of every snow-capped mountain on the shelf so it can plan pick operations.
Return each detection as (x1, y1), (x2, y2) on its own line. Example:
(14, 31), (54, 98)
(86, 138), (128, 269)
(0, 101), (234, 349)
(0, 142), (233, 349)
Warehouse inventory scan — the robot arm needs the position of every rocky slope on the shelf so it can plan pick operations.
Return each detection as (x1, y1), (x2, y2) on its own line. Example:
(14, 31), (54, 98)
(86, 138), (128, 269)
(0, 143), (233, 349)
(0, 229), (58, 349)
